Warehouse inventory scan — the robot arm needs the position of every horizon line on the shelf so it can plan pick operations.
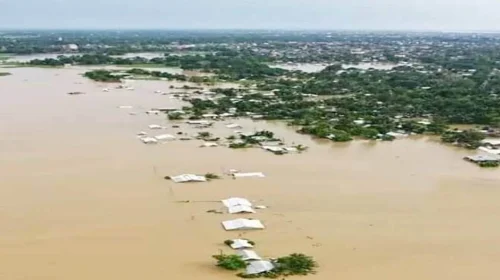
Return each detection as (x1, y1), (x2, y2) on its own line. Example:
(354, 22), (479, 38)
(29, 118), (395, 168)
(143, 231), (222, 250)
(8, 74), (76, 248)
(2, 27), (500, 34)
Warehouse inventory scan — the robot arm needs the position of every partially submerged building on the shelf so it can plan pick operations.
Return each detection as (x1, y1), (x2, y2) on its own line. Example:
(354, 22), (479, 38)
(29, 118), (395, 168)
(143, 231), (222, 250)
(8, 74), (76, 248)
(232, 172), (266, 179)
(228, 239), (254, 249)
(237, 250), (262, 261)
(222, 197), (253, 208)
(464, 154), (500, 164)
(148, 124), (163, 129)
(170, 174), (207, 183)
(154, 134), (176, 141)
(481, 139), (500, 149)
(222, 219), (265, 231)
(245, 260), (275, 275)
(228, 205), (256, 214)
(140, 137), (158, 144)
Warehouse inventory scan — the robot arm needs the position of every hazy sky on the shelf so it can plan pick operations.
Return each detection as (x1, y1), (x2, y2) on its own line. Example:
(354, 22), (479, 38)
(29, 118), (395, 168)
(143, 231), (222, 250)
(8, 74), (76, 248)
(1, 0), (500, 31)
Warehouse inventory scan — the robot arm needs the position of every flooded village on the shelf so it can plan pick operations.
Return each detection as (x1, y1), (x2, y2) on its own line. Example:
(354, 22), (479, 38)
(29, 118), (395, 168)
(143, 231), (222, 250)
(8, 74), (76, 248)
(1, 30), (500, 280)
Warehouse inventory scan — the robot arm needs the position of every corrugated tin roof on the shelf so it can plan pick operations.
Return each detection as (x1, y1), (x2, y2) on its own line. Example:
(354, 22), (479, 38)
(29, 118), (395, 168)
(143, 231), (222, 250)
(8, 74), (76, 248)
(202, 142), (218, 147)
(238, 250), (261, 261)
(148, 124), (162, 129)
(229, 239), (254, 249)
(170, 174), (207, 183)
(233, 172), (265, 178)
(246, 260), (275, 275)
(222, 198), (252, 208)
(222, 219), (265, 231)
(140, 137), (158, 144)
(154, 134), (176, 141)
(482, 138), (500, 146)
(465, 154), (500, 162)
(226, 123), (241, 129)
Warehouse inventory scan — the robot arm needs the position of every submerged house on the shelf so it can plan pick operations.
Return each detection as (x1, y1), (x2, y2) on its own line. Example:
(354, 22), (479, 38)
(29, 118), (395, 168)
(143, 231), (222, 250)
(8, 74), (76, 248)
(228, 239), (254, 249)
(232, 172), (266, 179)
(481, 139), (500, 149)
(170, 174), (207, 183)
(228, 205), (256, 214)
(140, 137), (158, 144)
(154, 134), (176, 141)
(222, 198), (253, 208)
(464, 154), (500, 166)
(237, 250), (262, 261)
(148, 124), (163, 129)
(246, 260), (275, 275)
(222, 219), (265, 231)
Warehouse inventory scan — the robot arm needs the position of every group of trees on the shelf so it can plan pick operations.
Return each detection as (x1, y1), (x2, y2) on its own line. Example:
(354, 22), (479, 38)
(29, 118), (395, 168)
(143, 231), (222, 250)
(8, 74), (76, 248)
(83, 70), (122, 82)
(441, 130), (486, 149)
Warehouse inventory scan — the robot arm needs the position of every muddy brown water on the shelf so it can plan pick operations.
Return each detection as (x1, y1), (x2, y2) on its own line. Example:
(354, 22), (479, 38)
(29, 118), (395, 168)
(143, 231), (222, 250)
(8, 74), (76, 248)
(1, 67), (500, 280)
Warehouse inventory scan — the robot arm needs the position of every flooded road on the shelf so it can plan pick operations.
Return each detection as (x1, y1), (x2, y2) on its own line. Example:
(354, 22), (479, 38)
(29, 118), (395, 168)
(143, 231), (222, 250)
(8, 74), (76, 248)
(1, 68), (499, 280)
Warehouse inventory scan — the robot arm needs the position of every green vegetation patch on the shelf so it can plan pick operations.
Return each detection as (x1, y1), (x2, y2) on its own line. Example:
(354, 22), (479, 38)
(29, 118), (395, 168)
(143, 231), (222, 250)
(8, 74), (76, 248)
(213, 254), (247, 271)
(213, 253), (318, 278)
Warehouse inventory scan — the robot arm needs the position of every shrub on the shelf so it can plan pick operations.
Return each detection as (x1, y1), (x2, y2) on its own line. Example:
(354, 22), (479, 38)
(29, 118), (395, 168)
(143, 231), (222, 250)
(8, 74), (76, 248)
(198, 132), (212, 139)
(229, 142), (249, 149)
(205, 173), (221, 180)
(479, 161), (500, 168)
(168, 112), (184, 120)
(381, 134), (395, 141)
(213, 254), (246, 271)
(295, 144), (308, 151)
(274, 253), (317, 276)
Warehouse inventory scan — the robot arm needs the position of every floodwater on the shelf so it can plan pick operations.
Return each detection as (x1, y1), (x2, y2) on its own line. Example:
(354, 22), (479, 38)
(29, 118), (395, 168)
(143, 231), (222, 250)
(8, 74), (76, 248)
(3, 53), (69, 62)
(342, 62), (401, 70)
(1, 68), (500, 280)
(270, 62), (402, 73)
(269, 63), (328, 73)
(4, 52), (165, 63)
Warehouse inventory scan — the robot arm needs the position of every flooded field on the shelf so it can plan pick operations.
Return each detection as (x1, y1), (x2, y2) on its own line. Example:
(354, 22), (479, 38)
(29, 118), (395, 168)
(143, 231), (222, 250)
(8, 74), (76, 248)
(1, 67), (500, 280)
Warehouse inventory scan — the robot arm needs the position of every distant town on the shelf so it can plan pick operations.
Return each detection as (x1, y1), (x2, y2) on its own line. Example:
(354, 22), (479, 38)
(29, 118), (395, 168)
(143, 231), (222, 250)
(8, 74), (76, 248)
(2, 30), (500, 167)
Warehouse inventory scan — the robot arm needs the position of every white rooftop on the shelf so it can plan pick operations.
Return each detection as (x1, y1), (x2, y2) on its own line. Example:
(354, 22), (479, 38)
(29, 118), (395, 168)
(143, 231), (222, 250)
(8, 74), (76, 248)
(170, 174), (207, 183)
(478, 147), (500, 155)
(201, 142), (218, 147)
(246, 260), (275, 275)
(154, 134), (176, 141)
(238, 250), (262, 261)
(222, 219), (265, 231)
(229, 239), (254, 249)
(186, 120), (211, 125)
(226, 123), (242, 129)
(149, 124), (163, 129)
(222, 197), (253, 208)
(233, 172), (266, 178)
(140, 137), (158, 144)
(482, 139), (500, 146)
(262, 146), (284, 153)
